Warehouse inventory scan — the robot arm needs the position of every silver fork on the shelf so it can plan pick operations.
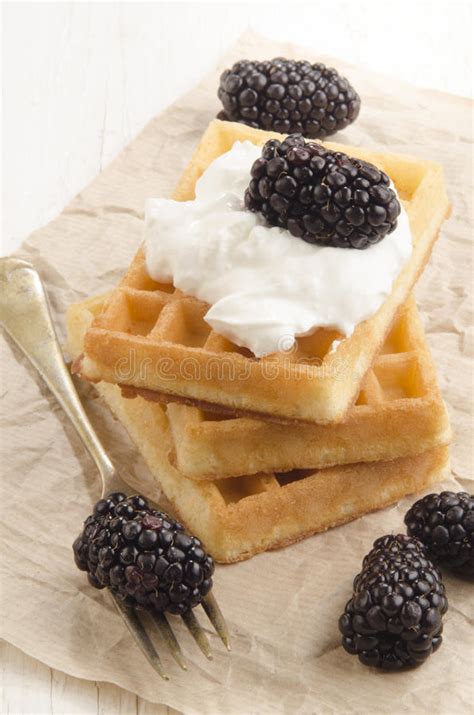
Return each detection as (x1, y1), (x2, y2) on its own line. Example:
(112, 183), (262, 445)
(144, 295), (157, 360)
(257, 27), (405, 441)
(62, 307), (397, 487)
(0, 257), (231, 679)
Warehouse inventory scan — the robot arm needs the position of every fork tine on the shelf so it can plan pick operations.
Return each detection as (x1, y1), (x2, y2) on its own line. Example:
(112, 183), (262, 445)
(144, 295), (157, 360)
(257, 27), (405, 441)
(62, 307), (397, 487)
(202, 593), (231, 651)
(181, 609), (213, 660)
(111, 593), (169, 680)
(151, 612), (187, 671)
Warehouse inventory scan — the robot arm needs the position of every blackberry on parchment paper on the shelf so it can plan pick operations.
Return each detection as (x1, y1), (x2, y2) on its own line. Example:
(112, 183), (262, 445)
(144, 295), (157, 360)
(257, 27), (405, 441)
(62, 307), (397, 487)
(405, 491), (474, 577)
(338, 535), (447, 670)
(245, 134), (401, 249)
(73, 492), (215, 615)
(218, 58), (360, 138)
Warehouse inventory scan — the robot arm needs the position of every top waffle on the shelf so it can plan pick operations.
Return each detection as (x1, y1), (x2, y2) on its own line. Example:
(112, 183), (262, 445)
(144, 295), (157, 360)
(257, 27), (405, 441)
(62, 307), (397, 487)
(78, 120), (450, 423)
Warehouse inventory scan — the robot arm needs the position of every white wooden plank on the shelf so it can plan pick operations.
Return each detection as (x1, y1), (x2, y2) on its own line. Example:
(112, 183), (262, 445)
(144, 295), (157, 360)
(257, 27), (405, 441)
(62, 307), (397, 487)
(50, 668), (98, 714)
(96, 681), (137, 715)
(1, 641), (53, 715)
(137, 698), (179, 715)
(1, 641), (181, 715)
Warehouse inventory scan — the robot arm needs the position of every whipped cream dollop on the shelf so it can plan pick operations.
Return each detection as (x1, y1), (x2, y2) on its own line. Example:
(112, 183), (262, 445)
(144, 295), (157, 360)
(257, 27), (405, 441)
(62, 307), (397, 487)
(145, 141), (412, 357)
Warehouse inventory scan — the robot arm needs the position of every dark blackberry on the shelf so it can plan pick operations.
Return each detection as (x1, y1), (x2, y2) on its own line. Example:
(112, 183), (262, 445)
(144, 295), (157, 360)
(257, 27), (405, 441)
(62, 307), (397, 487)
(338, 535), (447, 670)
(73, 493), (215, 615)
(217, 58), (360, 138)
(405, 491), (474, 577)
(244, 134), (401, 249)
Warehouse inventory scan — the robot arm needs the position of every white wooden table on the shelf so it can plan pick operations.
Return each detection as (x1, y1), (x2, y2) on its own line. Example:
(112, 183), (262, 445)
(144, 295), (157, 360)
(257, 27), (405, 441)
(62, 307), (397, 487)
(2, 3), (471, 712)
(1, 641), (178, 715)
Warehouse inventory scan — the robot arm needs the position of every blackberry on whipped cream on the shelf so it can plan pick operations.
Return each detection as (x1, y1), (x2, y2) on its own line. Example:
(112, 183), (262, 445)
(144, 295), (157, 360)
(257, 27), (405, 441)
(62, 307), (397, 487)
(144, 141), (412, 357)
(245, 134), (401, 249)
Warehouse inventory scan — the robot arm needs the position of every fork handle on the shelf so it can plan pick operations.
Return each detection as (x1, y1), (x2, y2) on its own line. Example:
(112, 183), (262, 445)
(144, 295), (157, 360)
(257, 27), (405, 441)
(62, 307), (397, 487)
(0, 257), (115, 494)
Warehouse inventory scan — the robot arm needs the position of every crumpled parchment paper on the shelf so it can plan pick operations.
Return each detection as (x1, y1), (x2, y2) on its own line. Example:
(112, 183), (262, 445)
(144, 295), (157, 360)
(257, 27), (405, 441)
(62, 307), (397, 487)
(1, 31), (472, 715)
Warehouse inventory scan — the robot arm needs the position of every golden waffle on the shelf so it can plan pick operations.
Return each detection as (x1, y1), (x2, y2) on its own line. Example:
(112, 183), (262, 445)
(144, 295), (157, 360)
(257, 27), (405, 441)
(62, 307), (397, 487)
(78, 119), (450, 424)
(167, 296), (451, 479)
(68, 294), (450, 563)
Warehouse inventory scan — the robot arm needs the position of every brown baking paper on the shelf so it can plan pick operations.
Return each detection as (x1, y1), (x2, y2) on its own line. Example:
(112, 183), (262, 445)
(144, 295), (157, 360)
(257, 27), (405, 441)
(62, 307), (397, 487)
(1, 31), (473, 715)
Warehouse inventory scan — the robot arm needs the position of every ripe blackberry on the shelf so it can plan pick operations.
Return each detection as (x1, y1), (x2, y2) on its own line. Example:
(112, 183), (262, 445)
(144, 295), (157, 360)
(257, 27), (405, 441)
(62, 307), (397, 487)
(339, 535), (447, 670)
(217, 58), (360, 138)
(244, 134), (401, 249)
(405, 491), (474, 577)
(73, 492), (215, 615)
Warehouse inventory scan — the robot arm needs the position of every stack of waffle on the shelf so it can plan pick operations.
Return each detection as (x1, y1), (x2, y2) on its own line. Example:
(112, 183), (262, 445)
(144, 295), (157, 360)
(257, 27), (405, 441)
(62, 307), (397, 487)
(68, 120), (452, 563)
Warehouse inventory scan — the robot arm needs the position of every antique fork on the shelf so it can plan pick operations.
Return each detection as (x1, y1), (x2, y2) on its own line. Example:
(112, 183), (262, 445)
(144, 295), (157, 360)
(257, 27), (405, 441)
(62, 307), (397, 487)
(0, 257), (230, 679)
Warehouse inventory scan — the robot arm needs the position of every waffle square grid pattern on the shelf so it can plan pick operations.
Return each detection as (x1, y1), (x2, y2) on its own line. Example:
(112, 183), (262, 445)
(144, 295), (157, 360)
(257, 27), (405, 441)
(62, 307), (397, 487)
(166, 296), (451, 480)
(79, 120), (450, 424)
(68, 295), (450, 563)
